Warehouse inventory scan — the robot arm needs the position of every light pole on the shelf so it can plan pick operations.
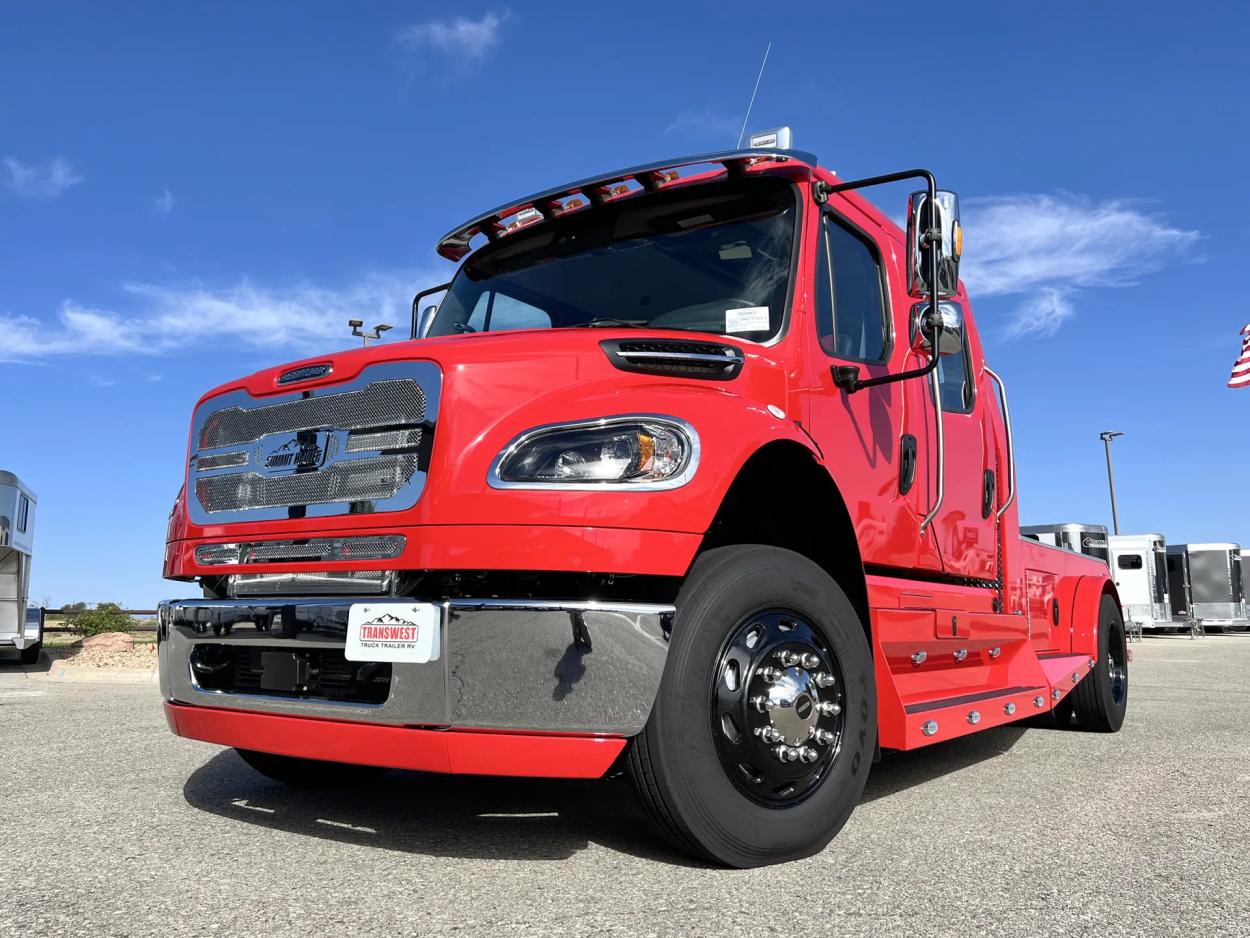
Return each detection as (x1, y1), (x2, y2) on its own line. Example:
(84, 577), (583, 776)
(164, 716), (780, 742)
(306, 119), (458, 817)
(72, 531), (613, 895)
(349, 319), (392, 347)
(1099, 431), (1124, 535)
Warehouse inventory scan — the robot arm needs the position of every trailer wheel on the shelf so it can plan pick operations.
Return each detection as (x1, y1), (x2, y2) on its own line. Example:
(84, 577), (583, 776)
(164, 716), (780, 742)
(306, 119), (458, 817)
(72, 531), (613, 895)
(1071, 595), (1128, 732)
(19, 641), (42, 666)
(627, 545), (875, 868)
(235, 749), (386, 787)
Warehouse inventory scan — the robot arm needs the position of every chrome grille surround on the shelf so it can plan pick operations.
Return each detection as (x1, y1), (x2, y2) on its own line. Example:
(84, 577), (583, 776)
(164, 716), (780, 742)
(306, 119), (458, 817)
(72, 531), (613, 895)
(188, 361), (441, 524)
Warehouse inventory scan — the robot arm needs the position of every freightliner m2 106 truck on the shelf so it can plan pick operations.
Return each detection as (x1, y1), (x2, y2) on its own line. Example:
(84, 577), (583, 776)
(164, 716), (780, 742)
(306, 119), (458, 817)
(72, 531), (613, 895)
(159, 135), (1128, 867)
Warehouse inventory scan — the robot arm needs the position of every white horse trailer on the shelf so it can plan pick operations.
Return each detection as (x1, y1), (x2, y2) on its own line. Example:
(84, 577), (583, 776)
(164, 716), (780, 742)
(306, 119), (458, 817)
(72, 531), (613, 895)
(1173, 543), (1248, 631)
(1020, 523), (1111, 566)
(0, 471), (40, 664)
(1108, 534), (1172, 632)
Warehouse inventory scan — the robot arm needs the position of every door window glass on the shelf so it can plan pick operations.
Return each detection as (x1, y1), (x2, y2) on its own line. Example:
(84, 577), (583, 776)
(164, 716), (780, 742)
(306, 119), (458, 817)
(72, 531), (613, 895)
(1117, 554), (1143, 570)
(814, 215), (888, 362)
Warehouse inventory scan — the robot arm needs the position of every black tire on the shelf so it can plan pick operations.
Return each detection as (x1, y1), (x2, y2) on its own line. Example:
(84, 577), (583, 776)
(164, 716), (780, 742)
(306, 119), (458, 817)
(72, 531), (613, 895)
(19, 641), (42, 666)
(235, 749), (386, 787)
(627, 545), (875, 868)
(1072, 595), (1128, 732)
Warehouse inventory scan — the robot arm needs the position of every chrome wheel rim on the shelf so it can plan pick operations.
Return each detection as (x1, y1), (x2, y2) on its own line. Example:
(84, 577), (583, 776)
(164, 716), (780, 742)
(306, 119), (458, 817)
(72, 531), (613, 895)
(710, 609), (846, 807)
(1108, 618), (1128, 707)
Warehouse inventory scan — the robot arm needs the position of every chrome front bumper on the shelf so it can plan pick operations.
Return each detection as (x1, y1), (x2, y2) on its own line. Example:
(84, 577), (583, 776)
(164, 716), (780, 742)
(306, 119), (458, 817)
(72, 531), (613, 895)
(158, 597), (673, 735)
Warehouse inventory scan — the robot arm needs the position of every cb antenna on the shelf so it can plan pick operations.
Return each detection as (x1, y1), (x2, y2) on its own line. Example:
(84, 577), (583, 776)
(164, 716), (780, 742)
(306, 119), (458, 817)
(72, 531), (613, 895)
(736, 41), (772, 148)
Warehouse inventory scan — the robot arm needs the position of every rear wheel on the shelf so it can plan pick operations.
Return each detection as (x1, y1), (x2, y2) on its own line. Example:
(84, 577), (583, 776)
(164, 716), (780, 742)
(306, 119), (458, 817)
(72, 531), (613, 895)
(19, 641), (42, 666)
(627, 545), (875, 868)
(1072, 595), (1128, 732)
(235, 749), (386, 787)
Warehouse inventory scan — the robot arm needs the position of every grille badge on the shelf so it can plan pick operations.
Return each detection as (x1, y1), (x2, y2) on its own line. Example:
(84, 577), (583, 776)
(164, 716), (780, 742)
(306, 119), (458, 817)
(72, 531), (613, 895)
(261, 430), (331, 474)
(277, 363), (332, 385)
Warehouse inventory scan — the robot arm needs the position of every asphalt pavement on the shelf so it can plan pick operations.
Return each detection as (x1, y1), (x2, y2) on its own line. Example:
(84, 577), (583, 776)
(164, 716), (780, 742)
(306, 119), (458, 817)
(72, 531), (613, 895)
(1, 634), (1247, 937)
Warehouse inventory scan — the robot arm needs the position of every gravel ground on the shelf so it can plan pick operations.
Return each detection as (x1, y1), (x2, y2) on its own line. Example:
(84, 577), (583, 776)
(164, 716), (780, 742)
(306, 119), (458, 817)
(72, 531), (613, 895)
(0, 634), (1247, 937)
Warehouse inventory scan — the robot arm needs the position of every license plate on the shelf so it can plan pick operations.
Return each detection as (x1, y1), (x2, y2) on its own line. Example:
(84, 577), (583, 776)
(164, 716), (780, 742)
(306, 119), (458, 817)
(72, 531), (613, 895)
(345, 602), (441, 663)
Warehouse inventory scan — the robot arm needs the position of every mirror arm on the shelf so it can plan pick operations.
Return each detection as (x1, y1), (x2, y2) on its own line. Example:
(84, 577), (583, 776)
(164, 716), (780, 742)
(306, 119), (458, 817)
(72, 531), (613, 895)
(409, 280), (453, 338)
(824, 168), (943, 395)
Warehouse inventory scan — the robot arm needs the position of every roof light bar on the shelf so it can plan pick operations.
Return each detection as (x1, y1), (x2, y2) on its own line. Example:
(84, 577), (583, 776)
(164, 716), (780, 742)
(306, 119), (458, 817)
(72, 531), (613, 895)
(435, 146), (819, 261)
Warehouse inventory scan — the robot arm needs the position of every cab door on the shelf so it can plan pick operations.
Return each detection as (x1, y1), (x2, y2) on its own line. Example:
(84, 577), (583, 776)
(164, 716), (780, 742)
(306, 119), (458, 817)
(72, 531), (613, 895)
(921, 301), (998, 582)
(803, 199), (926, 570)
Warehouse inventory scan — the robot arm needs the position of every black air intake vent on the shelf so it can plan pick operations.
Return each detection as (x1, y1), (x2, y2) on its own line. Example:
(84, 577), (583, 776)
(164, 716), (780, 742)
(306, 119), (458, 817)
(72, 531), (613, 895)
(600, 339), (744, 381)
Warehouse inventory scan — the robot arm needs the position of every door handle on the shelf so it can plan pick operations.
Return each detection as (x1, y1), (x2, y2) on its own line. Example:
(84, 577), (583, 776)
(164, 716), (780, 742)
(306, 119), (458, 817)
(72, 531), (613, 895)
(899, 434), (918, 495)
(982, 470), (996, 519)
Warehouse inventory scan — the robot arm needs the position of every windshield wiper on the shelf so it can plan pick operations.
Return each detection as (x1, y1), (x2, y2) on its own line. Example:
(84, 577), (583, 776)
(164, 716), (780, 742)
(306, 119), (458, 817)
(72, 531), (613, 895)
(574, 317), (651, 329)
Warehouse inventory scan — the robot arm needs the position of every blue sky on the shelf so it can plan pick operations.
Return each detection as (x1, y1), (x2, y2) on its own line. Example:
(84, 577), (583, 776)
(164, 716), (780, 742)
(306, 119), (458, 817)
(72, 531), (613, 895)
(2, 2), (1246, 607)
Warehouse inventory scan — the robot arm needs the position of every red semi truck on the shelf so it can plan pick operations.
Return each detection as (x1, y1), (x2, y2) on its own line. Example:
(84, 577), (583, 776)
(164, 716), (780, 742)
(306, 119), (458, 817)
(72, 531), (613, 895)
(158, 135), (1128, 867)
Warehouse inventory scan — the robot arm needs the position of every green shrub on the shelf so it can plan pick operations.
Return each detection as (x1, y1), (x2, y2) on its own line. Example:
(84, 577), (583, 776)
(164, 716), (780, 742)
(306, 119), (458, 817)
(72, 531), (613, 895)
(73, 603), (132, 637)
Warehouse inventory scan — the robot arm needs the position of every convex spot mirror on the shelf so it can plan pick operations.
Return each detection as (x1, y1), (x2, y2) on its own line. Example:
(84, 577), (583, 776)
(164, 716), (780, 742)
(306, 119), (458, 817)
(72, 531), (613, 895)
(906, 189), (962, 299)
(418, 304), (439, 337)
(910, 301), (965, 357)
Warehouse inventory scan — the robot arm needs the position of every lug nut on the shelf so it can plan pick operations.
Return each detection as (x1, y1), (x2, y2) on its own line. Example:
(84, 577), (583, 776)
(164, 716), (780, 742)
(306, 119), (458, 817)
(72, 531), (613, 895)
(774, 745), (799, 763)
(775, 650), (801, 667)
(798, 746), (819, 764)
(813, 672), (835, 688)
(816, 700), (841, 717)
(800, 652), (821, 669)
(759, 667), (782, 684)
(812, 728), (835, 746)
(755, 726), (783, 743)
(751, 695), (777, 713)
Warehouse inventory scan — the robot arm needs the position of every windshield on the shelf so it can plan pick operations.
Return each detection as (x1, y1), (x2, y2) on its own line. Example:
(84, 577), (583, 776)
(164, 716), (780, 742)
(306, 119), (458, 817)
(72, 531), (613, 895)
(427, 177), (797, 341)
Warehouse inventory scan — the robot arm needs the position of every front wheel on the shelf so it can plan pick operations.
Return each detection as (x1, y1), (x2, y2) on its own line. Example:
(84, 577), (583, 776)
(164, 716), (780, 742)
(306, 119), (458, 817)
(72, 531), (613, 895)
(627, 545), (876, 868)
(19, 641), (42, 666)
(1072, 594), (1129, 732)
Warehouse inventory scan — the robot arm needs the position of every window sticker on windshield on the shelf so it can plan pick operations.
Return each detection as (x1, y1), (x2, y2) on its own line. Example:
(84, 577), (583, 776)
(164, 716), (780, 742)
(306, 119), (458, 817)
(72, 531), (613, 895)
(726, 306), (769, 333)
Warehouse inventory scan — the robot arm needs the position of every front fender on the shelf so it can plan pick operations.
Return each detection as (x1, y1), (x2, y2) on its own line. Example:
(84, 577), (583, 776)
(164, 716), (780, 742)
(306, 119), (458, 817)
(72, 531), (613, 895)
(430, 381), (819, 536)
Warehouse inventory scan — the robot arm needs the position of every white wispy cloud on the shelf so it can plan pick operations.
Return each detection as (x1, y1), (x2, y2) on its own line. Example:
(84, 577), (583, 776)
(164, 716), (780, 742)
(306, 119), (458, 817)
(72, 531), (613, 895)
(153, 187), (175, 215)
(3, 156), (83, 198)
(0, 273), (436, 362)
(999, 288), (1075, 339)
(665, 108), (740, 140)
(961, 193), (1199, 338)
(397, 10), (510, 61)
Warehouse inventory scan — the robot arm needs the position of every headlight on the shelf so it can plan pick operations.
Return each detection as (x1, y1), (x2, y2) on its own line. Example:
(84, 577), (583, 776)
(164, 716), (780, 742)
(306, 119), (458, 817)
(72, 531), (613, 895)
(490, 416), (698, 489)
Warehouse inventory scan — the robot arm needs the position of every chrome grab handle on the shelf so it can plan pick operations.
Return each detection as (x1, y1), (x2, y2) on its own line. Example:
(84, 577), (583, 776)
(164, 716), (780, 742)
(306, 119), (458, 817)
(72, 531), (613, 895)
(919, 366), (944, 535)
(985, 366), (1016, 520)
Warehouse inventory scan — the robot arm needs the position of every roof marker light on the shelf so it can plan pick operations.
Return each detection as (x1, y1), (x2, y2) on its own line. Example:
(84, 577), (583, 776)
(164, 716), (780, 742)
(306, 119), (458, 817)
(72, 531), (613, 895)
(748, 126), (792, 150)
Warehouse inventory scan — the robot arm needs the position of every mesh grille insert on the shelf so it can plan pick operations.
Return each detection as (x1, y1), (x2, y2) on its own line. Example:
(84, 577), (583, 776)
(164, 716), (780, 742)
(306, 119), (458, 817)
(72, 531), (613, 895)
(196, 453), (418, 513)
(199, 379), (425, 449)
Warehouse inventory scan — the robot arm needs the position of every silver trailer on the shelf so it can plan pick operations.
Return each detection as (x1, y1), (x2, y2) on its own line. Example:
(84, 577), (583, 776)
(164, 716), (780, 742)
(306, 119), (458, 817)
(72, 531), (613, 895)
(0, 470), (40, 664)
(1108, 534), (1171, 632)
(1171, 543), (1247, 631)
(1020, 523), (1111, 566)
(1165, 545), (1193, 623)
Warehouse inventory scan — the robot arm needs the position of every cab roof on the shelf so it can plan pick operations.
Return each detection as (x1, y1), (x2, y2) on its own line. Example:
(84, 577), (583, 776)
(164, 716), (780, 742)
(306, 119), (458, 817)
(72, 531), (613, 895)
(435, 147), (819, 262)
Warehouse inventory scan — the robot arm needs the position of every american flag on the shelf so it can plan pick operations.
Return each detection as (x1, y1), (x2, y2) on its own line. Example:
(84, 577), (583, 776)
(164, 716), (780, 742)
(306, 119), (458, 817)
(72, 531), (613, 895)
(1230, 324), (1250, 389)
